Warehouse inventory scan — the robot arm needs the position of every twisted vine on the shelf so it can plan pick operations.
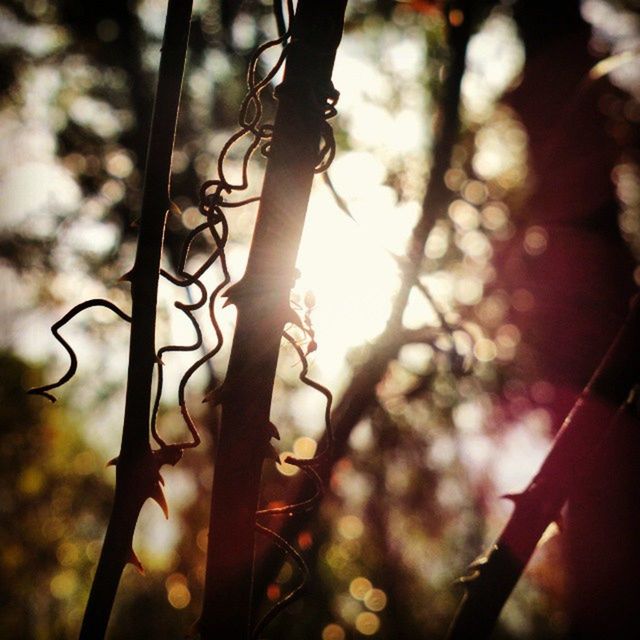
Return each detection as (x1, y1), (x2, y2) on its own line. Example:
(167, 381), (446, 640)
(28, 299), (131, 402)
(252, 328), (333, 639)
(149, 17), (297, 454)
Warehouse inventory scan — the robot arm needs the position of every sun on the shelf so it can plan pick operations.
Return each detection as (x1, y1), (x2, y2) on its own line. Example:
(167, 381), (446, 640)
(293, 157), (408, 381)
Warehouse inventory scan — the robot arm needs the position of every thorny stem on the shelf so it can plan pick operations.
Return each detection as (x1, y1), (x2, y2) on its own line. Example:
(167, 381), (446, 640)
(79, 1), (192, 637)
(252, 0), (473, 607)
(198, 1), (347, 637)
(446, 296), (640, 639)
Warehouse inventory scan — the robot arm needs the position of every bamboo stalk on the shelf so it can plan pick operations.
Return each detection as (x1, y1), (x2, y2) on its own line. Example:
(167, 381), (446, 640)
(79, 2), (192, 637)
(446, 295), (640, 639)
(197, 2), (348, 637)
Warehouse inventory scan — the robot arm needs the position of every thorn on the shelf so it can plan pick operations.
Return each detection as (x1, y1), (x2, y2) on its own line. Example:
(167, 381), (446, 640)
(452, 550), (492, 587)
(468, 553), (490, 570)
(453, 569), (480, 586)
(284, 307), (303, 329)
(204, 383), (226, 406)
(267, 421), (280, 440)
(500, 492), (523, 504)
(222, 280), (244, 307)
(306, 339), (318, 355)
(128, 548), (144, 574)
(392, 253), (408, 271)
(153, 444), (183, 467)
(150, 482), (169, 519)
(118, 269), (133, 283)
(106, 456), (119, 467)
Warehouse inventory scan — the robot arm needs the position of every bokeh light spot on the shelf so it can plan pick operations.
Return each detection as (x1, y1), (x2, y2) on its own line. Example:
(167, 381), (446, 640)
(3, 544), (24, 569)
(57, 541), (80, 567)
(266, 583), (281, 602)
(530, 380), (555, 405)
(449, 9), (464, 27)
(425, 224), (450, 259)
(85, 540), (102, 562)
(474, 338), (497, 363)
(167, 583), (191, 609)
(512, 288), (535, 312)
(449, 199), (479, 231)
(364, 588), (388, 612)
(166, 573), (190, 609)
(462, 179), (488, 205)
(298, 530), (313, 550)
(50, 570), (78, 599)
(349, 576), (372, 600)
(337, 514), (364, 540)
(277, 451), (299, 476)
(455, 276), (483, 305)
(276, 562), (293, 584)
(445, 167), (466, 191)
(18, 466), (44, 495)
(481, 202), (509, 231)
(523, 225), (548, 256)
(495, 323), (521, 360)
(293, 436), (317, 459)
(322, 623), (346, 640)
(105, 149), (134, 179)
(72, 450), (97, 475)
(355, 611), (381, 635)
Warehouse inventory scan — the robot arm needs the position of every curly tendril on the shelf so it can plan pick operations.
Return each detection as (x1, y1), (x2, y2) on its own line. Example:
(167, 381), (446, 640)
(150, 21), (298, 450)
(252, 328), (334, 637)
(28, 299), (131, 403)
(252, 521), (310, 640)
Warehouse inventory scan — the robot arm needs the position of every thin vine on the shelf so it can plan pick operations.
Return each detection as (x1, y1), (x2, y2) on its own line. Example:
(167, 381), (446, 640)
(149, 19), (295, 453)
(28, 299), (131, 402)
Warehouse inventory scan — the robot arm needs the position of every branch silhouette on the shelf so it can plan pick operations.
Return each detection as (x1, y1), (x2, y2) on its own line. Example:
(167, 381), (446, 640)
(447, 296), (640, 639)
(78, 2), (193, 636)
(252, 0), (476, 612)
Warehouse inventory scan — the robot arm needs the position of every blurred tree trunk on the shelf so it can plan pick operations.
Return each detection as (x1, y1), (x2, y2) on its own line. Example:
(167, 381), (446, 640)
(498, 1), (639, 635)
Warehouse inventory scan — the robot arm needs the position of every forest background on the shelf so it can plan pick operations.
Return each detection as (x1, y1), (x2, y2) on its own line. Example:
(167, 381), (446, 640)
(1, 0), (640, 638)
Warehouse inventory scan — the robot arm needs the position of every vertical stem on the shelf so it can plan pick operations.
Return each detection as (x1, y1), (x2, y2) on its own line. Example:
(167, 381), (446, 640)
(79, 2), (192, 637)
(252, 1), (473, 605)
(198, 2), (347, 637)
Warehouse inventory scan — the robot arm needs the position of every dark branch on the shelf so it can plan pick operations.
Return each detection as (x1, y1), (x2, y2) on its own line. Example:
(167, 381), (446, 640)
(78, 2), (193, 637)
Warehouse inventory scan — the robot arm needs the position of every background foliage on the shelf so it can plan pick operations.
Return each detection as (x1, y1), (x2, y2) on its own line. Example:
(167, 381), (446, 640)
(1, 0), (640, 638)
